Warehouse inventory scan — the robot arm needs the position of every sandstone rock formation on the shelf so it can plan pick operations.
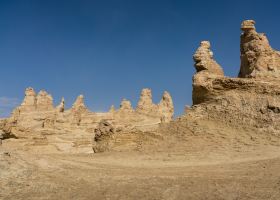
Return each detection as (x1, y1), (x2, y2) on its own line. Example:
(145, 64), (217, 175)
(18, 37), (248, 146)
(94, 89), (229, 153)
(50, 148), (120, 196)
(119, 99), (134, 112)
(189, 20), (280, 134)
(0, 86), (173, 153)
(56, 97), (65, 113)
(158, 91), (174, 122)
(135, 88), (174, 122)
(193, 41), (224, 76)
(36, 90), (54, 111)
(90, 19), (280, 153)
(92, 120), (116, 152)
(239, 20), (280, 78)
(19, 87), (37, 112)
(1, 19), (280, 156)
(136, 88), (156, 114)
(71, 95), (88, 113)
(192, 41), (224, 104)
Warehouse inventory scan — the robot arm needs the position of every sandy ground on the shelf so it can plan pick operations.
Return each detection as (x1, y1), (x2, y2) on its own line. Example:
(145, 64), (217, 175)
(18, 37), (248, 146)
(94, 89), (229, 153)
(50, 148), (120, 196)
(1, 137), (280, 200)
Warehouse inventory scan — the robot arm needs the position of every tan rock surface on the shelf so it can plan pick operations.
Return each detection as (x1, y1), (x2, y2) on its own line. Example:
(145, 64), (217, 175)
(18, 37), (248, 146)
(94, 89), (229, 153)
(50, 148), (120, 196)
(158, 91), (174, 122)
(19, 87), (37, 112)
(36, 90), (54, 111)
(239, 20), (280, 78)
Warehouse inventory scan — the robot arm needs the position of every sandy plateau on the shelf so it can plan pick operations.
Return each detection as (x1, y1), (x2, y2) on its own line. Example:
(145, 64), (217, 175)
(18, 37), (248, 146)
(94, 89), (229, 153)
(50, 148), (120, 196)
(1, 20), (280, 200)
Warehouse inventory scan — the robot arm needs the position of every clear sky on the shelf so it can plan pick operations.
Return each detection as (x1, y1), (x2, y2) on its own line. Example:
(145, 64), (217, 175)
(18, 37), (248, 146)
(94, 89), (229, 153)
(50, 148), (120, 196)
(0, 0), (280, 117)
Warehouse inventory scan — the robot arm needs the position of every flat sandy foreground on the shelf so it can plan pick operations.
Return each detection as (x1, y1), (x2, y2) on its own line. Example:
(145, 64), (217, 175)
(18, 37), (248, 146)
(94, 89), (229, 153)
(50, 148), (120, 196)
(1, 138), (280, 200)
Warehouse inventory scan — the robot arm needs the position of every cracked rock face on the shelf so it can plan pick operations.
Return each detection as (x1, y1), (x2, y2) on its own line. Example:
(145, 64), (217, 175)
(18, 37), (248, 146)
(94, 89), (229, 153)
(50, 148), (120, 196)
(239, 20), (280, 79)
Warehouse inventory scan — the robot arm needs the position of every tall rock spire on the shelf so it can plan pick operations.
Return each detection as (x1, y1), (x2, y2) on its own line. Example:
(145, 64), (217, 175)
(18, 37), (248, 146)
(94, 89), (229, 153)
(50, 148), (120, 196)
(239, 20), (280, 79)
(158, 91), (174, 122)
(136, 88), (156, 114)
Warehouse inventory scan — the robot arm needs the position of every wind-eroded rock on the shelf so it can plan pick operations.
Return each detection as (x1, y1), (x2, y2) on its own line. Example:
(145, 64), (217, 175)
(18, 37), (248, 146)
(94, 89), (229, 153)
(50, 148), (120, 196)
(158, 91), (174, 122)
(36, 90), (54, 111)
(192, 41), (224, 104)
(193, 41), (224, 76)
(119, 99), (134, 112)
(239, 20), (280, 79)
(19, 87), (37, 112)
(189, 20), (280, 134)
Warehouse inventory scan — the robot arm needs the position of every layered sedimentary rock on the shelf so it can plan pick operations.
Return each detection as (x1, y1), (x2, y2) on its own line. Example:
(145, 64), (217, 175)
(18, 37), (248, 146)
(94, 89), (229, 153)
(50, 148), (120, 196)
(92, 20), (280, 153)
(1, 86), (173, 153)
(239, 20), (280, 79)
(189, 20), (280, 134)
(5, 19), (279, 155)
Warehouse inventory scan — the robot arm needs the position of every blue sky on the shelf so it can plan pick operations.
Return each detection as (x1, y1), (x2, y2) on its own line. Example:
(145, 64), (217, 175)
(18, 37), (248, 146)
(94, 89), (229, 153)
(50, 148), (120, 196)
(0, 0), (280, 117)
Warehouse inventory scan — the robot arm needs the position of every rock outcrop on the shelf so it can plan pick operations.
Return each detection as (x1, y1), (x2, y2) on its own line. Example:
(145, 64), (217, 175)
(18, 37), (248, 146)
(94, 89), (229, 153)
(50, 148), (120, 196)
(119, 99), (134, 112)
(1, 86), (173, 152)
(36, 90), (54, 111)
(136, 88), (157, 114)
(1, 19), (280, 155)
(135, 88), (174, 122)
(193, 41), (224, 76)
(92, 120), (116, 152)
(91, 19), (280, 153)
(192, 41), (224, 104)
(158, 91), (174, 122)
(71, 95), (88, 113)
(189, 20), (280, 135)
(239, 20), (280, 79)
(56, 97), (65, 113)
(19, 87), (37, 112)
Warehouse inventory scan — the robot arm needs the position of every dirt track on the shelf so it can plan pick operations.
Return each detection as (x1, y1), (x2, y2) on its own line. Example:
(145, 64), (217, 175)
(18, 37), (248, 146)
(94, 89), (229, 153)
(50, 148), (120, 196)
(1, 141), (280, 200)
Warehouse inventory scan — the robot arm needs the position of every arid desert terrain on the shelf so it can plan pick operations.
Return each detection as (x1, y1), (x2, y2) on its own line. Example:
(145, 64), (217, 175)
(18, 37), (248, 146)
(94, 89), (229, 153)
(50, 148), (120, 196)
(1, 20), (280, 200)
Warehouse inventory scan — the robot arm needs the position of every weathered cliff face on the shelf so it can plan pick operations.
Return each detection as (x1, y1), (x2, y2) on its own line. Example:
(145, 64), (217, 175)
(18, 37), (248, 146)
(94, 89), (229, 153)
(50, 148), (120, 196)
(189, 20), (280, 135)
(239, 20), (280, 79)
